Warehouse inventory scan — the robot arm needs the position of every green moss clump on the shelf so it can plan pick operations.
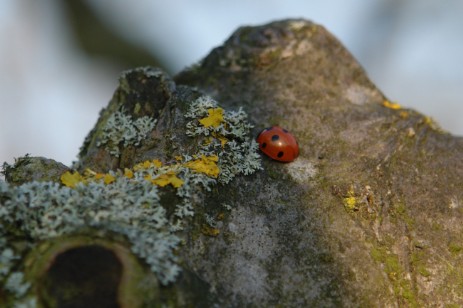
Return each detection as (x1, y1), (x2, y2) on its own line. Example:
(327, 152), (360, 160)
(449, 243), (463, 256)
(411, 251), (431, 278)
(370, 245), (418, 306)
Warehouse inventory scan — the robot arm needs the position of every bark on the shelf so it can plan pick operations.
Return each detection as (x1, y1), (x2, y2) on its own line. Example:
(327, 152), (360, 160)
(2, 19), (463, 307)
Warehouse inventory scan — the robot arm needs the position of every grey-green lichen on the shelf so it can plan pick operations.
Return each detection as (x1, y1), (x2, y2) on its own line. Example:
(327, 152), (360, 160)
(0, 177), (179, 286)
(185, 95), (262, 184)
(96, 107), (157, 157)
(0, 94), (262, 303)
(4, 272), (30, 298)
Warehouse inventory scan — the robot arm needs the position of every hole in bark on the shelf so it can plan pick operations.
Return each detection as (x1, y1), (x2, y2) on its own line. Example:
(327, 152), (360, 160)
(41, 245), (123, 308)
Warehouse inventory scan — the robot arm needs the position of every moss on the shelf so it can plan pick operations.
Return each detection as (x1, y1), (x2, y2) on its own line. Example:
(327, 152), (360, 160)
(2, 156), (69, 186)
(411, 251), (431, 278)
(384, 254), (401, 279)
(431, 222), (443, 231)
(26, 235), (160, 307)
(400, 282), (417, 307)
(417, 265), (431, 278)
(201, 225), (220, 237)
(448, 243), (463, 256)
(439, 259), (463, 300)
(391, 202), (415, 229)
(370, 245), (417, 306)
(370, 246), (385, 263)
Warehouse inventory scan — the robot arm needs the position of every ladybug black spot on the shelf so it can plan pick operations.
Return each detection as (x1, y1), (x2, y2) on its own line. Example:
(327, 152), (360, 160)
(271, 135), (279, 141)
(277, 151), (284, 158)
(262, 142), (267, 148)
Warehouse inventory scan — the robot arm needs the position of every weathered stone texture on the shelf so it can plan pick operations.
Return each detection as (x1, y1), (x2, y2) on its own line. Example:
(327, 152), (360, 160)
(2, 19), (463, 307)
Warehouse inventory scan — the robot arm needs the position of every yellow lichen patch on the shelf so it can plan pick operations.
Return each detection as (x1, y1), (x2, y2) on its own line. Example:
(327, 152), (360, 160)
(343, 186), (358, 211)
(133, 159), (162, 172)
(103, 173), (116, 185)
(152, 159), (162, 168)
(124, 168), (134, 179)
(94, 173), (105, 180)
(212, 132), (228, 147)
(424, 116), (433, 125)
(60, 171), (85, 188)
(203, 136), (214, 146)
(150, 172), (184, 188)
(424, 116), (441, 129)
(382, 100), (402, 110)
(419, 116), (444, 132)
(399, 111), (409, 119)
(183, 155), (220, 178)
(199, 108), (224, 128)
(61, 155), (190, 191)
(133, 161), (148, 172)
(83, 168), (97, 177)
(82, 168), (110, 182)
(201, 224), (220, 237)
(219, 136), (228, 147)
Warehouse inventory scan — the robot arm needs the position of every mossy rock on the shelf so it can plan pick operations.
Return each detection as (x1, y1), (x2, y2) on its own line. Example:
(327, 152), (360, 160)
(1, 19), (463, 307)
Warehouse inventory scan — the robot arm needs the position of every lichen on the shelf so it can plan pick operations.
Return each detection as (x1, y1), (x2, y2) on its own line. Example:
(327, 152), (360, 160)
(343, 186), (358, 212)
(286, 158), (317, 183)
(184, 95), (262, 184)
(382, 100), (402, 110)
(96, 107), (157, 157)
(4, 272), (30, 298)
(0, 177), (178, 286)
(0, 94), (262, 303)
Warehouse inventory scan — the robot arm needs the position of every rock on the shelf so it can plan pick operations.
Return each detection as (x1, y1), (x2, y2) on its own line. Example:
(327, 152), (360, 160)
(2, 156), (69, 185)
(1, 19), (462, 307)
(177, 19), (463, 306)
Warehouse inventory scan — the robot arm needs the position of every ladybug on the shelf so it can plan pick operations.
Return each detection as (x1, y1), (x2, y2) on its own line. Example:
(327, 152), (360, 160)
(256, 126), (299, 162)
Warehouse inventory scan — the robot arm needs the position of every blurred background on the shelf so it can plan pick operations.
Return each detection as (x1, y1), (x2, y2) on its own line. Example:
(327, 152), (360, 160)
(1, 0), (462, 170)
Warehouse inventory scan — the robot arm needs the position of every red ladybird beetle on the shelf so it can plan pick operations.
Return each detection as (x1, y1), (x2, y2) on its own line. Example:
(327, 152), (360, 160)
(256, 126), (299, 162)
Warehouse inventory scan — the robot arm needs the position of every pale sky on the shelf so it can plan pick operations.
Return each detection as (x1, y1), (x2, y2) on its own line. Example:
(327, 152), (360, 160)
(1, 0), (462, 169)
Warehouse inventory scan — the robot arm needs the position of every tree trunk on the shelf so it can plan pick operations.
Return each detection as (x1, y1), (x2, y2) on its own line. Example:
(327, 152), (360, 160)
(1, 19), (462, 307)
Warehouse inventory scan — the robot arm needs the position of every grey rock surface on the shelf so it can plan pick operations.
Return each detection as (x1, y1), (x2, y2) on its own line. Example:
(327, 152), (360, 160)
(2, 19), (462, 307)
(176, 19), (463, 307)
